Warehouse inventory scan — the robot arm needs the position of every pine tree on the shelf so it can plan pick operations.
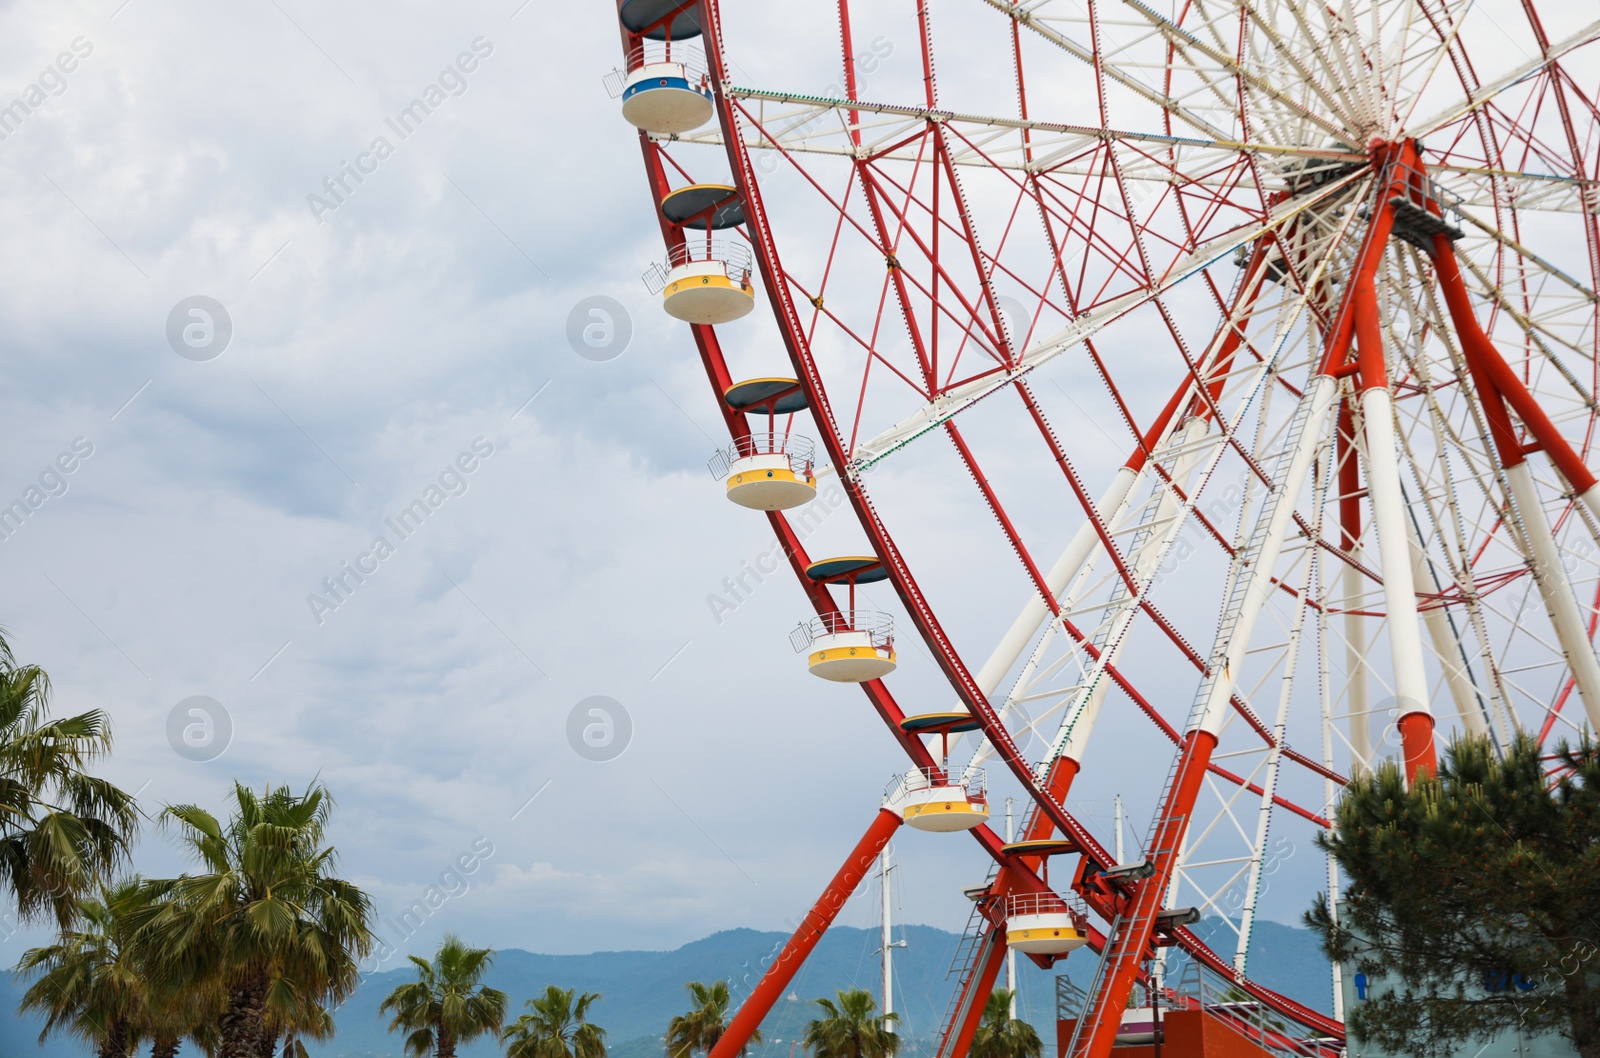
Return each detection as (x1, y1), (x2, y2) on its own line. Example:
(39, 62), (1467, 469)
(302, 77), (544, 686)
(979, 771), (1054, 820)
(1308, 735), (1600, 1058)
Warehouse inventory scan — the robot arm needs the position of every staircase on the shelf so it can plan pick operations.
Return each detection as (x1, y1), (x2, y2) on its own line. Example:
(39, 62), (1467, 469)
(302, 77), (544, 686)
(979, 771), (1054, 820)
(933, 863), (1002, 1058)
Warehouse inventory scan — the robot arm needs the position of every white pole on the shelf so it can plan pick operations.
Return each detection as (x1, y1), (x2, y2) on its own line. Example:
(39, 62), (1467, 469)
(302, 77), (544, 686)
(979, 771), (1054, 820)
(1357, 386), (1435, 741)
(1113, 795), (1125, 863)
(974, 467), (1142, 697)
(1046, 418), (1212, 772)
(1195, 376), (1339, 736)
(880, 848), (895, 1033)
(1505, 461), (1600, 732)
(1341, 391), (1374, 773)
(1344, 552), (1373, 773)
(1318, 493), (1347, 1020)
(1005, 798), (1017, 1017)
(1408, 521), (1487, 736)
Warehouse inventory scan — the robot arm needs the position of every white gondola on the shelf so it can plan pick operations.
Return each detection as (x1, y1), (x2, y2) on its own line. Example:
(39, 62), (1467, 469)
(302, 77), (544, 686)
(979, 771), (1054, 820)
(608, 42), (714, 135)
(1114, 1008), (1163, 1046)
(645, 239), (755, 325)
(885, 766), (989, 832)
(790, 610), (896, 682)
(1004, 891), (1089, 955)
(709, 433), (816, 510)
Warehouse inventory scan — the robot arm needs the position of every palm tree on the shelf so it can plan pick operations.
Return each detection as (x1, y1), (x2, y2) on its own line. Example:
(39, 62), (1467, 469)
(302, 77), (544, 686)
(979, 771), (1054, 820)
(802, 989), (899, 1058)
(130, 781), (376, 1058)
(0, 632), (139, 925)
(380, 935), (508, 1058)
(970, 990), (1041, 1058)
(502, 986), (607, 1058)
(16, 878), (149, 1058)
(666, 980), (760, 1058)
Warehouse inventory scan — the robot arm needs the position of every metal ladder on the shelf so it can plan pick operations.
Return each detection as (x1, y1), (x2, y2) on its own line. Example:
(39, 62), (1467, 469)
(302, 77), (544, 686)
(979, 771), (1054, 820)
(933, 861), (1001, 1058)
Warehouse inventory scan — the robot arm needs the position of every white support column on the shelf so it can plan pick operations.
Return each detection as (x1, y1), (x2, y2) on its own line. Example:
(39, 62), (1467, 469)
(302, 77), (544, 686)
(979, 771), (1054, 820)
(1113, 794), (1125, 863)
(1236, 544), (1312, 975)
(1004, 799), (1016, 1018)
(1357, 387), (1434, 730)
(1505, 462), (1600, 732)
(1317, 513), (1346, 1021)
(1341, 395), (1374, 773)
(1343, 555), (1373, 772)
(1195, 376), (1339, 736)
(879, 848), (898, 1032)
(975, 466), (1142, 697)
(1577, 483), (1600, 538)
(1053, 418), (1212, 767)
(1408, 522), (1488, 737)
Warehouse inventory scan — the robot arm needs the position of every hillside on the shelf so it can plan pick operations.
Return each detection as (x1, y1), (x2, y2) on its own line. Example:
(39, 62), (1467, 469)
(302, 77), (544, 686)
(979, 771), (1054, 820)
(0, 920), (1331, 1058)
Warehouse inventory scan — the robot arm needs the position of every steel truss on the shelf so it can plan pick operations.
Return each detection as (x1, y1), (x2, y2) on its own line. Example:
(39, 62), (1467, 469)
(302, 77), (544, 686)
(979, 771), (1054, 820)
(615, 1), (1600, 1056)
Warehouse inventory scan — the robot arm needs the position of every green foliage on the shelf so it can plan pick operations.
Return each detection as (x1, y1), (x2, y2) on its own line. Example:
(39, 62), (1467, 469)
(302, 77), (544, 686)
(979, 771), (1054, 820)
(1307, 734), (1600, 1058)
(970, 990), (1041, 1058)
(503, 985), (607, 1058)
(0, 632), (139, 926)
(379, 935), (507, 1058)
(129, 781), (377, 1058)
(16, 878), (148, 1058)
(15, 876), (221, 1058)
(665, 980), (759, 1058)
(801, 989), (899, 1058)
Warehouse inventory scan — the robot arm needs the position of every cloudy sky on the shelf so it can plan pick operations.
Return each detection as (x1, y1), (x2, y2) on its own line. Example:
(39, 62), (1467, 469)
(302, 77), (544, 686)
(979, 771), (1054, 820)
(2, 0), (1588, 1017)
(0, 0), (1032, 970)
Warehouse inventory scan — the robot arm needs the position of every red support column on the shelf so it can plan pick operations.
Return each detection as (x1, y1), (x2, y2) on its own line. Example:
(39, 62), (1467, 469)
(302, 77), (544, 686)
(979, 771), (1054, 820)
(708, 809), (903, 1058)
(1351, 276), (1439, 782)
(941, 921), (1008, 1058)
(1023, 757), (1081, 842)
(1430, 233), (1599, 499)
(1073, 728), (1218, 1058)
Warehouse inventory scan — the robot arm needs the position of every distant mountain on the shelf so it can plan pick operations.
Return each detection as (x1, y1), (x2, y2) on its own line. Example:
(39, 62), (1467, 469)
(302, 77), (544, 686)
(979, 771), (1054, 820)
(0, 920), (1332, 1058)
(306, 925), (979, 1058)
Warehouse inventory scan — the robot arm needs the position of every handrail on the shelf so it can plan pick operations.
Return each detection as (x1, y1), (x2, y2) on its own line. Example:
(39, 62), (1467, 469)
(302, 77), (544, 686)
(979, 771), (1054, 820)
(707, 433), (815, 480)
(1165, 952), (1343, 1058)
(605, 41), (710, 98)
(789, 609), (894, 651)
(626, 40), (709, 79)
(1006, 889), (1088, 918)
(884, 765), (988, 803)
(1380, 158), (1464, 235)
(669, 238), (753, 275)
(644, 240), (754, 295)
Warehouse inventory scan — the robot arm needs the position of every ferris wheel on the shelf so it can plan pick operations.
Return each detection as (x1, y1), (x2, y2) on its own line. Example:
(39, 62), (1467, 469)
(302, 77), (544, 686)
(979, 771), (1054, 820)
(609, 1), (1600, 1056)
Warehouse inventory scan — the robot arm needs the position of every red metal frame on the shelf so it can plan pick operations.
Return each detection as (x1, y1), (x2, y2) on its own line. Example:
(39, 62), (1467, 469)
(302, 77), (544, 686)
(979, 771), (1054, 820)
(706, 809), (903, 1058)
(688, 0), (1342, 1045)
(943, 919), (1008, 1058)
(615, 1), (1600, 1055)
